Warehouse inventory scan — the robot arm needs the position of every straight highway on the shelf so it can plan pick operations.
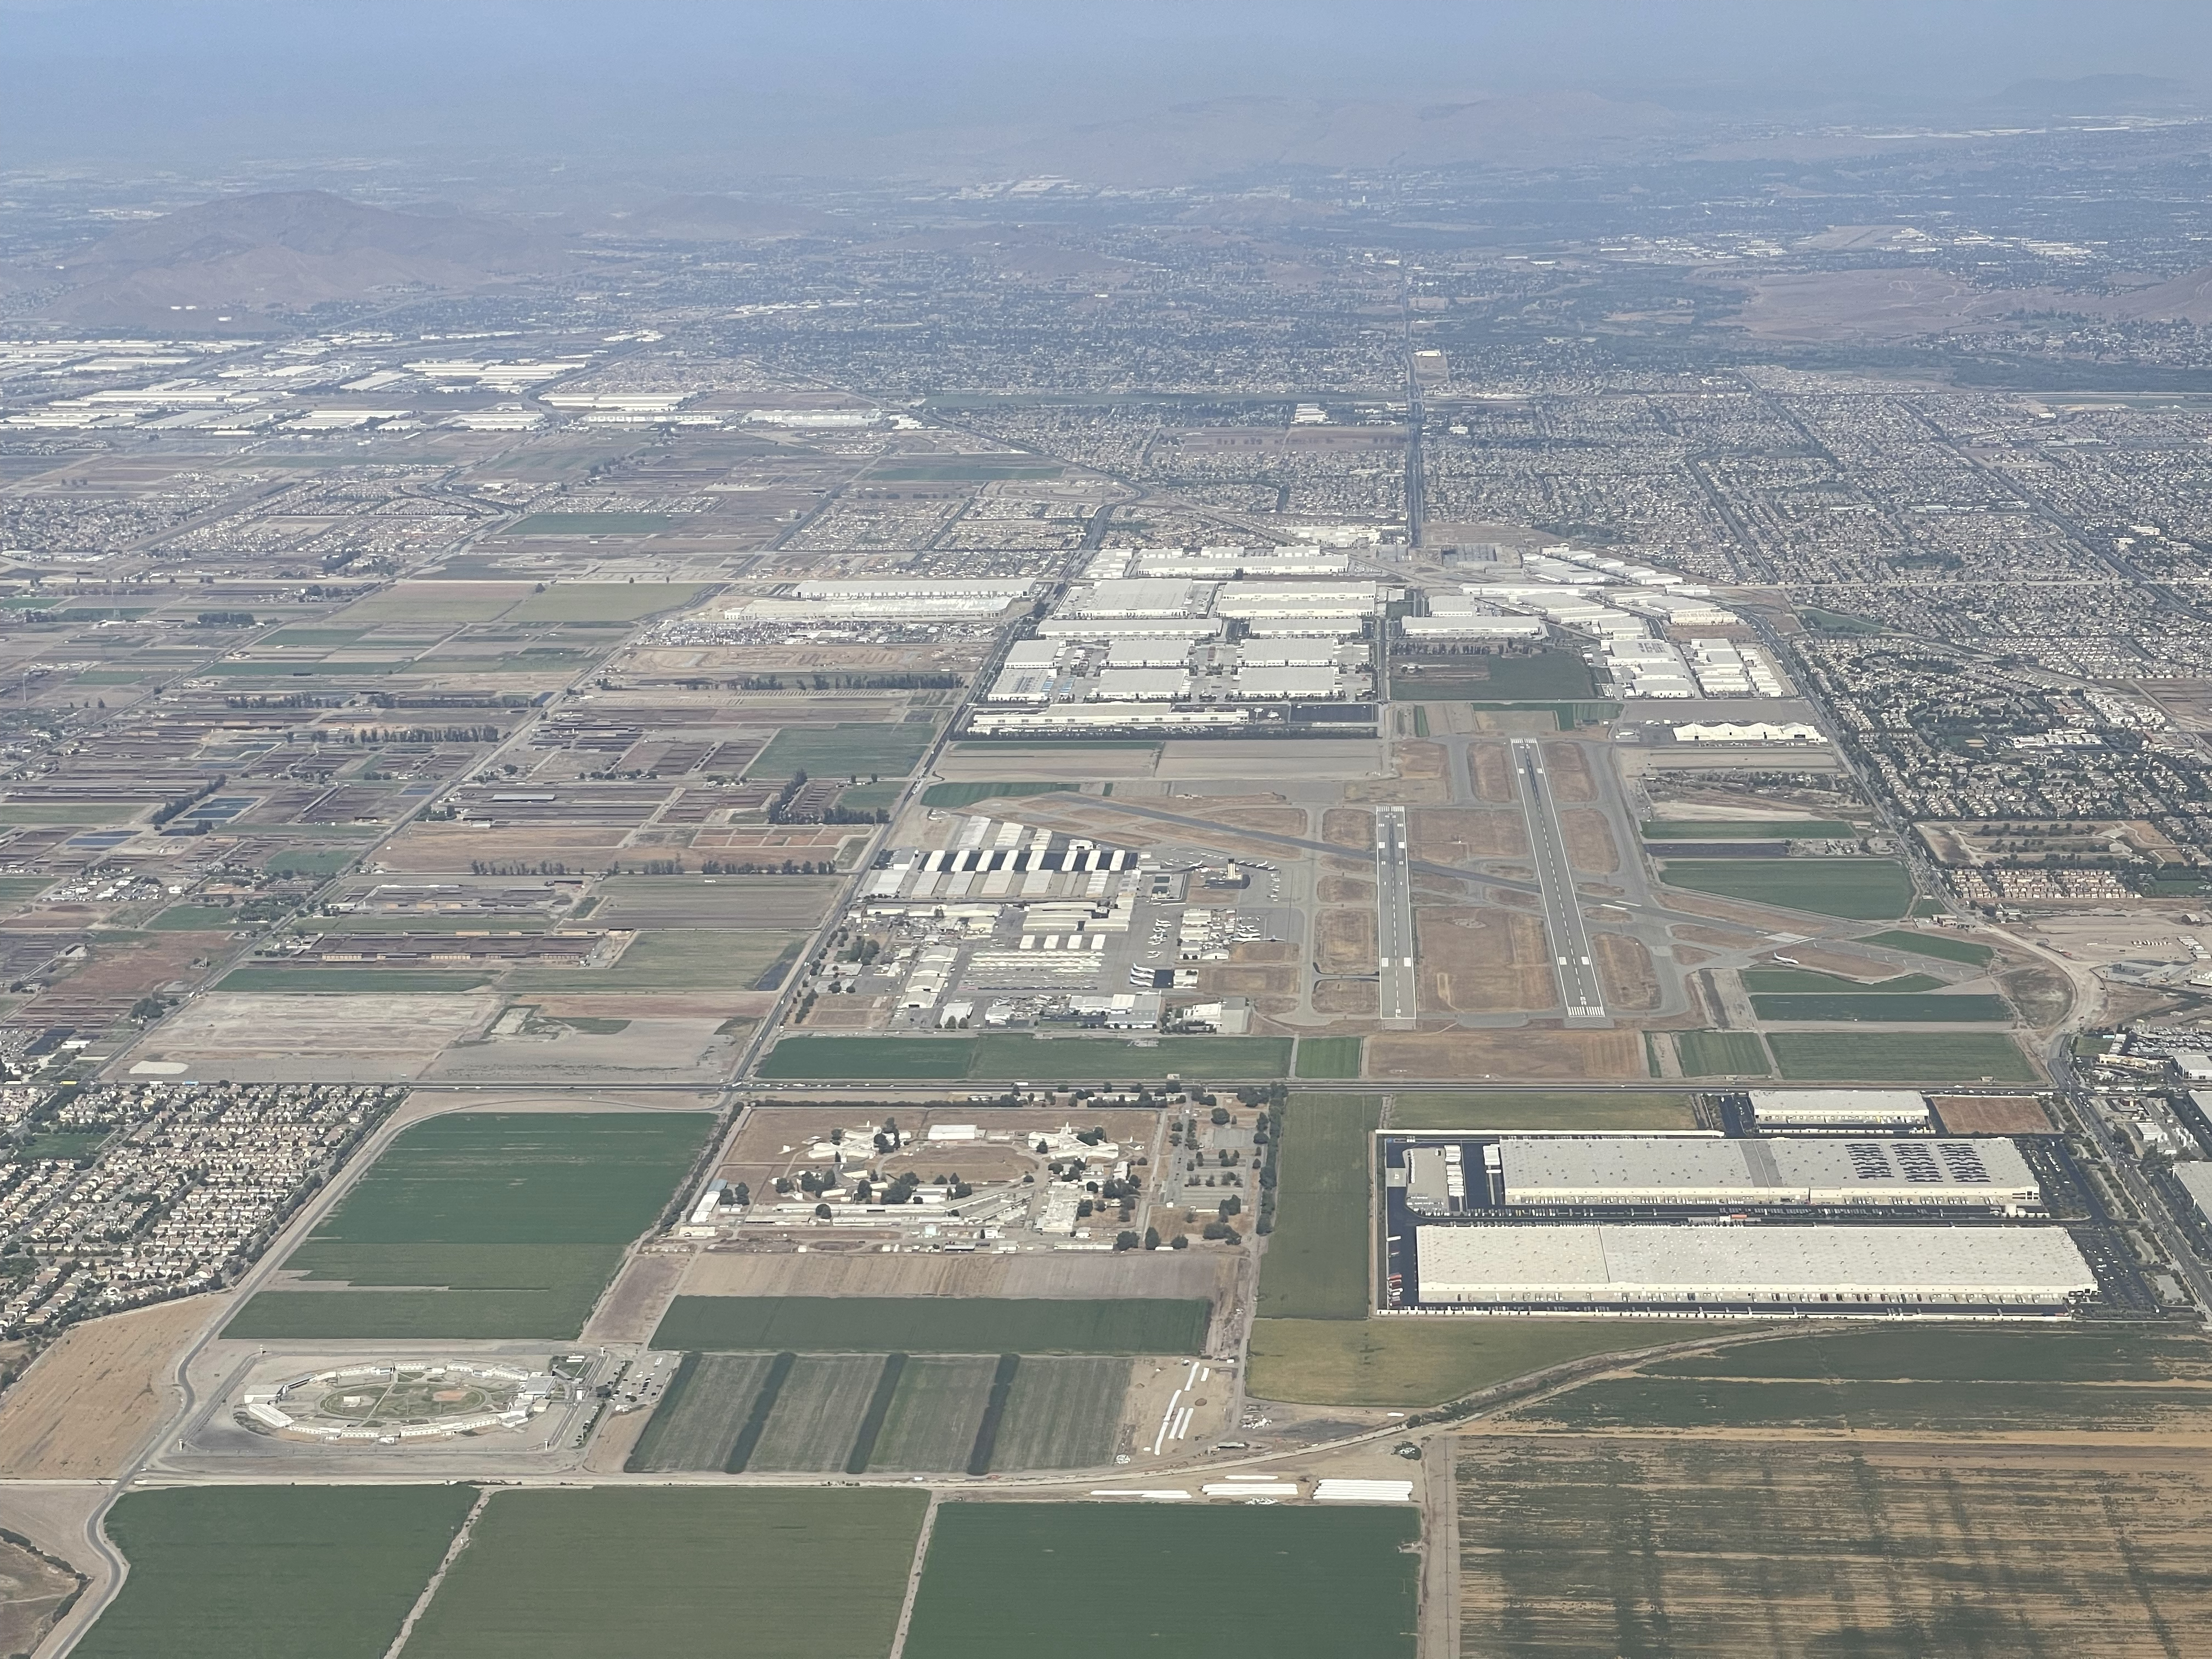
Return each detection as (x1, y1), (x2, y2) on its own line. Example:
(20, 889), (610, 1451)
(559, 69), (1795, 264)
(1510, 738), (1607, 1020)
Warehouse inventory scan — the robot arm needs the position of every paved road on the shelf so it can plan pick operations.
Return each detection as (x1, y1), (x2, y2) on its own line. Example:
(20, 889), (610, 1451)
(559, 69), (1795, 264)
(1509, 739), (1607, 1020)
(2050, 1049), (2212, 1322)
(1373, 805), (1418, 1024)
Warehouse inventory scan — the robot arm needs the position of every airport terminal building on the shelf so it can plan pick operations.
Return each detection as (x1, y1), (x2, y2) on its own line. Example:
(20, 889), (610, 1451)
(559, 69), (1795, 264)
(1414, 1223), (2097, 1313)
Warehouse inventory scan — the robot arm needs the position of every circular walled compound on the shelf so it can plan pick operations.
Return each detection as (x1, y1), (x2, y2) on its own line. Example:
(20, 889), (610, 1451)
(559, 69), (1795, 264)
(236, 1359), (562, 1445)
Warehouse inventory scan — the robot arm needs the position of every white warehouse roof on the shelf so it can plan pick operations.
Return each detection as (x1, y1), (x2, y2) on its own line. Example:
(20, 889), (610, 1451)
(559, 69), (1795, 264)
(1748, 1090), (1931, 1126)
(1064, 578), (1214, 618)
(1035, 617), (1222, 640)
(1090, 667), (1188, 701)
(1416, 1223), (2096, 1307)
(1231, 665), (1341, 699)
(1498, 1136), (2039, 1208)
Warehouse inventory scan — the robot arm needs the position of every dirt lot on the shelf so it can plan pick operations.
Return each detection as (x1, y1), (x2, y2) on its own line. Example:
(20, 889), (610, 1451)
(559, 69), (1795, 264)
(1560, 808), (1618, 873)
(1202, 803), (1310, 836)
(1393, 739), (1448, 780)
(132, 989), (499, 1079)
(0, 1296), (214, 1476)
(1539, 741), (1598, 802)
(376, 823), (634, 871)
(1369, 1028), (1649, 1080)
(1932, 1094), (2057, 1133)
(1321, 808), (1374, 850)
(1317, 908), (1378, 974)
(676, 1248), (1228, 1301)
(0, 1536), (78, 1659)
(582, 1248), (689, 1345)
(1317, 871), (1375, 903)
(1758, 944), (1900, 980)
(1312, 979), (1379, 1015)
(1417, 907), (1556, 1014)
(1594, 933), (1661, 1011)
(1408, 807), (1527, 862)
(1465, 740), (1517, 803)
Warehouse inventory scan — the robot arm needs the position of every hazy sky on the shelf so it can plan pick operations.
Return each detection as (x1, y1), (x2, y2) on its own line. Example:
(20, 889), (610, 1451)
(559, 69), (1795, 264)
(3, 1), (2208, 178)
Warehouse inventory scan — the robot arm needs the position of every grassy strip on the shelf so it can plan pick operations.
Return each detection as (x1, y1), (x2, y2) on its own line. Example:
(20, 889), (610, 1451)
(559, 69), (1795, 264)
(919, 781), (1068, 808)
(623, 1352), (699, 1473)
(1257, 1093), (1381, 1321)
(844, 1353), (907, 1474)
(724, 1351), (795, 1473)
(1672, 1030), (1773, 1077)
(1748, 992), (2014, 1023)
(1859, 928), (1997, 966)
(1768, 1031), (2039, 1081)
(1293, 1036), (1363, 1079)
(1642, 819), (1857, 839)
(966, 1353), (1021, 1475)
(1657, 857), (1915, 919)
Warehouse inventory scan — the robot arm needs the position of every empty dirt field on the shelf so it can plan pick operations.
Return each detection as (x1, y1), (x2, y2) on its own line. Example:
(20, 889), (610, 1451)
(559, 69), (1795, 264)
(1538, 740), (1598, 802)
(1317, 908), (1378, 974)
(1368, 1028), (1649, 1081)
(1466, 740), (1518, 803)
(1594, 933), (1661, 1011)
(1312, 978), (1379, 1015)
(1753, 943), (1904, 980)
(1932, 1094), (2057, 1133)
(676, 1249), (1228, 1302)
(1417, 907), (1556, 1014)
(1392, 739), (1448, 780)
(1317, 869), (1375, 903)
(1407, 807), (1526, 862)
(0, 1296), (214, 1476)
(1199, 802), (1310, 837)
(1321, 807), (1374, 850)
(1458, 1436), (2212, 1657)
(132, 990), (498, 1077)
(373, 825), (635, 871)
(1559, 808), (1618, 873)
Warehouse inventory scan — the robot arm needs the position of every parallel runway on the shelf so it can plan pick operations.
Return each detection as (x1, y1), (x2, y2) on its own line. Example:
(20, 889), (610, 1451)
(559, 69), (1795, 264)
(1374, 804), (1418, 1023)
(1509, 738), (1609, 1020)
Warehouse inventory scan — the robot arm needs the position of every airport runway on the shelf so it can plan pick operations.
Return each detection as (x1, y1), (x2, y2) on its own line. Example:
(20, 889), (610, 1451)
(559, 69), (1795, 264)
(1374, 803), (1418, 1025)
(1510, 738), (1609, 1021)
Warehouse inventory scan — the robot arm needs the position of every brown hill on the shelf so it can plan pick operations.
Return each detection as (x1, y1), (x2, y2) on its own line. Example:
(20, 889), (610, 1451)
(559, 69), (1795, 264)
(38, 190), (574, 322)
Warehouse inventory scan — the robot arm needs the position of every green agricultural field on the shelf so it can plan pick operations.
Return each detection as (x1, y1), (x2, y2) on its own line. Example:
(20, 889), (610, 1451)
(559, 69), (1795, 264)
(1387, 1090), (1699, 1131)
(1859, 927), (1998, 966)
(625, 1352), (777, 1473)
(224, 1113), (712, 1341)
(1739, 969), (1945, 994)
(146, 904), (242, 931)
(289, 912), (549, 934)
(77, 1485), (474, 1659)
(500, 511), (676, 536)
(336, 584), (531, 624)
(1396, 650), (1598, 701)
(404, 1489), (926, 1659)
(261, 848), (358, 877)
(867, 1354), (997, 1471)
(744, 1353), (883, 1471)
(988, 1356), (1130, 1470)
(1657, 857), (1915, 919)
(217, 967), (494, 993)
(1672, 1030), (1773, 1077)
(834, 780), (904, 815)
(1515, 1377), (2212, 1434)
(755, 1032), (1294, 1081)
(503, 582), (705, 622)
(1768, 1031), (2040, 1082)
(1293, 1036), (1363, 1079)
(0, 802), (137, 824)
(1258, 1092), (1380, 1320)
(1750, 992), (2015, 1023)
(752, 720), (937, 779)
(1645, 1325), (2212, 1384)
(0, 876), (55, 914)
(652, 1296), (1207, 1355)
(1641, 818), (1858, 839)
(920, 781), (1071, 808)
(902, 1504), (1418, 1659)
(1247, 1317), (1700, 1407)
(509, 928), (796, 995)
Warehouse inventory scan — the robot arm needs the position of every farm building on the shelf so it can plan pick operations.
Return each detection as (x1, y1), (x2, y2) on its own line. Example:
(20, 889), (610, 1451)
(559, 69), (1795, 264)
(1496, 1136), (2040, 1212)
(1414, 1223), (2096, 1310)
(1747, 1090), (1931, 1128)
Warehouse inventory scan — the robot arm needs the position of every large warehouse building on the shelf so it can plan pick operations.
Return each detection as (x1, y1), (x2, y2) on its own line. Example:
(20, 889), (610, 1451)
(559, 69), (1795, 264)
(1415, 1224), (2096, 1312)
(1496, 1136), (2041, 1212)
(1747, 1090), (1931, 1128)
